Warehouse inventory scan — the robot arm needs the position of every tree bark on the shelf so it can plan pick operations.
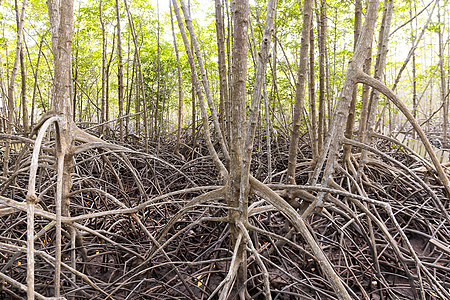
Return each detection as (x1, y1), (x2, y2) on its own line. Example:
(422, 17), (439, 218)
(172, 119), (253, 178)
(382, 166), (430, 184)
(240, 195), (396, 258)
(179, 0), (230, 164)
(170, 1), (183, 156)
(155, 0), (161, 144)
(4, 0), (27, 175)
(438, 2), (448, 146)
(99, 0), (107, 136)
(357, 50), (373, 143)
(317, 0), (327, 153)
(46, 0), (75, 297)
(115, 0), (124, 143)
(357, 0), (393, 181)
(20, 44), (29, 133)
(125, 30), (133, 139)
(124, 0), (149, 152)
(309, 20), (318, 160)
(24, 36), (43, 129)
(411, 2), (417, 125)
(105, 29), (116, 128)
(225, 0), (232, 142)
(225, 0), (250, 297)
(307, 0), (380, 215)
(171, 0), (227, 178)
(215, 0), (228, 132)
(342, 0), (362, 163)
(286, 0), (313, 184)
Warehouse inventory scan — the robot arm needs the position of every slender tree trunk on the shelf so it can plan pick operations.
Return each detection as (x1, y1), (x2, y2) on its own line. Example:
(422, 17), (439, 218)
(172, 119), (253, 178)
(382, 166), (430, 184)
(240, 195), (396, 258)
(357, 0), (394, 179)
(309, 20), (318, 160)
(358, 51), (373, 143)
(342, 0), (362, 163)
(24, 36), (43, 129)
(263, 79), (272, 182)
(325, 37), (332, 130)
(4, 0), (27, 175)
(125, 29), (133, 140)
(225, 0), (232, 143)
(318, 0), (327, 153)
(189, 1), (196, 149)
(170, 1), (183, 156)
(191, 80), (196, 148)
(215, 0), (228, 132)
(411, 2), (417, 126)
(272, 29), (277, 117)
(286, 0), (313, 184)
(124, 0), (149, 152)
(134, 55), (141, 135)
(20, 44), (29, 133)
(155, 0), (161, 144)
(99, 0), (106, 136)
(73, 40), (78, 122)
(438, 2), (448, 146)
(105, 30), (115, 128)
(171, 0), (227, 178)
(0, 55), (5, 133)
(179, 0), (230, 163)
(46, 0), (75, 298)
(236, 0), (277, 297)
(115, 0), (124, 143)
(157, 69), (166, 152)
(226, 0), (249, 296)
(307, 0), (380, 215)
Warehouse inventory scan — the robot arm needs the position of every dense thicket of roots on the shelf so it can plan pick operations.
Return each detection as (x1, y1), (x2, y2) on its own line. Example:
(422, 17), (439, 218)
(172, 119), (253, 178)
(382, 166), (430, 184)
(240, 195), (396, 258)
(0, 128), (449, 299)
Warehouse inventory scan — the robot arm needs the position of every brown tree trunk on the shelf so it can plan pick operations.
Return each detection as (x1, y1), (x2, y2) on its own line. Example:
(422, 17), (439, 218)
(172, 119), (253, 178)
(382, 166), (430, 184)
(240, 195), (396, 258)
(226, 0), (249, 296)
(4, 0), (27, 175)
(286, 0), (313, 184)
(0, 52), (6, 133)
(155, 0), (161, 144)
(357, 0), (393, 181)
(105, 31), (115, 127)
(357, 50), (373, 143)
(170, 1), (183, 156)
(20, 45), (29, 133)
(125, 30), (133, 140)
(171, 0), (227, 178)
(189, 1), (196, 149)
(438, 2), (448, 146)
(134, 55), (141, 136)
(342, 0), (362, 163)
(309, 20), (318, 160)
(215, 0), (228, 132)
(179, 0), (230, 163)
(222, 1), (277, 297)
(72, 40), (78, 122)
(46, 0), (75, 297)
(307, 0), (380, 215)
(115, 0), (124, 143)
(225, 0), (232, 142)
(24, 36), (43, 129)
(124, 0), (149, 152)
(411, 2), (417, 125)
(317, 0), (327, 153)
(99, 0), (107, 136)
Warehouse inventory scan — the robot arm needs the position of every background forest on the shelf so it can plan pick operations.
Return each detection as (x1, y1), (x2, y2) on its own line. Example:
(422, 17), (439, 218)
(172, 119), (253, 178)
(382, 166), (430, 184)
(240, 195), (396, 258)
(1, 0), (449, 140)
(0, 0), (449, 299)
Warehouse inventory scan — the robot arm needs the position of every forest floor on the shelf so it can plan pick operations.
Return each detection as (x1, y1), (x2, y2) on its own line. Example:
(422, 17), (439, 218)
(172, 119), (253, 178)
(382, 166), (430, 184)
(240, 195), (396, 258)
(0, 127), (449, 299)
